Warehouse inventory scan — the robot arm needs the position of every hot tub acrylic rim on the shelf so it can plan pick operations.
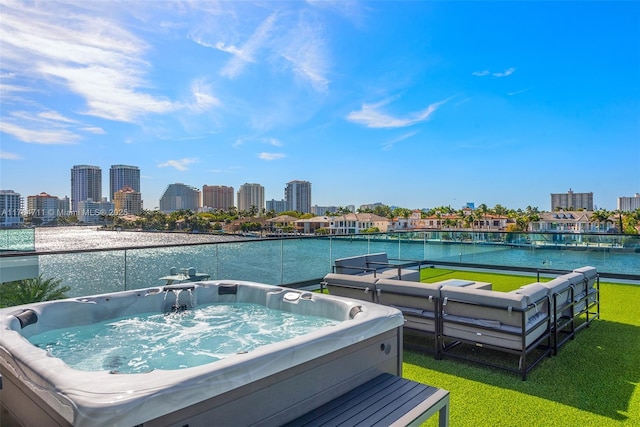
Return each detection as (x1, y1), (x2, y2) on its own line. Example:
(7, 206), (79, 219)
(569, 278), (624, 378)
(0, 280), (403, 426)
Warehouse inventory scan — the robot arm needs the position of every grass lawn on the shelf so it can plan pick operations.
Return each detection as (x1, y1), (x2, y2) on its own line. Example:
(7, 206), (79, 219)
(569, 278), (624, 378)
(403, 269), (640, 426)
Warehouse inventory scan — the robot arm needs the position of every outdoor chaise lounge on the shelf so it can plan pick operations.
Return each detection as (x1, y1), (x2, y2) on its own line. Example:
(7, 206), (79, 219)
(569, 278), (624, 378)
(439, 283), (552, 380)
(332, 252), (422, 281)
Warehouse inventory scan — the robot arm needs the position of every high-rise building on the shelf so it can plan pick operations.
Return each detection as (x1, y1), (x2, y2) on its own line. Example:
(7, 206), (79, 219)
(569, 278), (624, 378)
(27, 192), (60, 224)
(113, 186), (143, 215)
(202, 185), (235, 210)
(71, 165), (102, 213)
(550, 189), (593, 211)
(237, 183), (265, 212)
(159, 183), (200, 213)
(618, 193), (640, 212)
(110, 165), (140, 200)
(0, 190), (23, 227)
(285, 180), (311, 213)
(266, 199), (287, 214)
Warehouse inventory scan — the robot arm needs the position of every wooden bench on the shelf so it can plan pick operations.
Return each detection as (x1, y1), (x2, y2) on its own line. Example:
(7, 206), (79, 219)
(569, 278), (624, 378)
(283, 373), (449, 427)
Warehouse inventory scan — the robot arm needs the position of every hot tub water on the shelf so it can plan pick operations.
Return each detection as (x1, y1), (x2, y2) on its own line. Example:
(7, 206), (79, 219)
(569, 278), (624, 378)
(29, 302), (338, 373)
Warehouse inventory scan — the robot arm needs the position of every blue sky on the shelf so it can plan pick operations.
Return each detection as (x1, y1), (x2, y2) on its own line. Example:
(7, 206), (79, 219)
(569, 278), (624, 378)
(1, 1), (638, 211)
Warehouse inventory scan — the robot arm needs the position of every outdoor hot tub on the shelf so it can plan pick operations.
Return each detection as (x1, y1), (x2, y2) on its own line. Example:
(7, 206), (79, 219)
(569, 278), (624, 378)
(0, 280), (404, 426)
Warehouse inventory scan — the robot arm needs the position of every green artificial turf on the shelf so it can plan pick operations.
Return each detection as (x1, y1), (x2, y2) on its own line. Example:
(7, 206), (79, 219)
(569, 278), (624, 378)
(403, 269), (640, 426)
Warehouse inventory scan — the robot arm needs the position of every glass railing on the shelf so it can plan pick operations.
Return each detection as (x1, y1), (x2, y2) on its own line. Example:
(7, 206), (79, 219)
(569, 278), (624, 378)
(0, 228), (35, 252)
(2, 231), (639, 298)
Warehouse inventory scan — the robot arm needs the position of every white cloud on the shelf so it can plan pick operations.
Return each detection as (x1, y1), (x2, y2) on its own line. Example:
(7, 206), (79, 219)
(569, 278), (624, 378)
(473, 68), (516, 78)
(472, 70), (490, 77)
(258, 152), (285, 160)
(0, 121), (80, 145)
(347, 97), (449, 129)
(189, 78), (221, 112)
(218, 13), (278, 79)
(0, 2), (179, 125)
(0, 151), (22, 160)
(382, 131), (419, 151)
(0, 109), (101, 144)
(157, 158), (199, 171)
(280, 12), (330, 92)
(493, 67), (515, 77)
(507, 88), (529, 96)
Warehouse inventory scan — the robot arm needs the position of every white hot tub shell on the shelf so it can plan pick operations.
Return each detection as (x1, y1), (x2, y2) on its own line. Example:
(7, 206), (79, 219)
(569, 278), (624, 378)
(0, 280), (404, 426)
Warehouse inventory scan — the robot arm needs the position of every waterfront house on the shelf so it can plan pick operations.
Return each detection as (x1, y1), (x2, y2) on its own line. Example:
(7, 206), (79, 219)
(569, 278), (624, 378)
(329, 213), (390, 234)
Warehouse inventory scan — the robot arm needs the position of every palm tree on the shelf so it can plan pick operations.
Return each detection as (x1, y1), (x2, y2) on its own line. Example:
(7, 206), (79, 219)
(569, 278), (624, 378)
(0, 275), (70, 308)
(590, 209), (610, 232)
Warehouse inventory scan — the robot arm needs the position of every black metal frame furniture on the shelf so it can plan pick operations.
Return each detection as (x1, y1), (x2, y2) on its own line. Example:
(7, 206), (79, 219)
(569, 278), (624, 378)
(439, 284), (552, 381)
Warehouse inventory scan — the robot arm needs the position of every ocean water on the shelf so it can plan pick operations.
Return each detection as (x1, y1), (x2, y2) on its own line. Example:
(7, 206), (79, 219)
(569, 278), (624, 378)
(29, 227), (640, 297)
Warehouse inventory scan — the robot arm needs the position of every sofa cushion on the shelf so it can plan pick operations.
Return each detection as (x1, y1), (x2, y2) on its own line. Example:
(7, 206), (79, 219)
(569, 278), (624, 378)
(323, 273), (377, 302)
(441, 286), (528, 328)
(573, 266), (597, 289)
(515, 282), (549, 307)
(334, 256), (369, 275)
(376, 279), (440, 312)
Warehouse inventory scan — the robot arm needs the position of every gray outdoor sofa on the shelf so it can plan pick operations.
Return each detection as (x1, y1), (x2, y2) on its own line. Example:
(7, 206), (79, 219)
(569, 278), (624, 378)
(322, 265), (598, 380)
(332, 252), (422, 281)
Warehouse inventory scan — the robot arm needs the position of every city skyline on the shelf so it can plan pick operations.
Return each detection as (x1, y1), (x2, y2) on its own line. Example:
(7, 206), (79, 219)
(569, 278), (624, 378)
(1, 1), (638, 211)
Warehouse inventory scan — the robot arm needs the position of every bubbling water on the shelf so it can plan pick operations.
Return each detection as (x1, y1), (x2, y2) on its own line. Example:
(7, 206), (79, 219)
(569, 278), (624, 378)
(29, 303), (338, 373)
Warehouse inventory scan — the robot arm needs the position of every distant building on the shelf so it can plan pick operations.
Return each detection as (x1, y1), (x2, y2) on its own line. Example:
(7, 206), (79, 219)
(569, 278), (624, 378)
(618, 193), (640, 212)
(203, 185), (234, 211)
(159, 183), (200, 213)
(285, 180), (311, 213)
(77, 199), (115, 223)
(359, 202), (386, 211)
(528, 210), (614, 233)
(295, 216), (331, 234)
(71, 165), (102, 213)
(311, 205), (338, 216)
(550, 189), (593, 211)
(113, 186), (143, 215)
(26, 192), (60, 224)
(109, 165), (140, 201)
(0, 190), (23, 227)
(329, 213), (390, 234)
(237, 183), (265, 212)
(266, 199), (287, 214)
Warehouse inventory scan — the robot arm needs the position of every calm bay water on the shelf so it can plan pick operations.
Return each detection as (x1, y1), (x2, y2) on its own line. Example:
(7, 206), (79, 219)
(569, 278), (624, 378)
(33, 227), (640, 297)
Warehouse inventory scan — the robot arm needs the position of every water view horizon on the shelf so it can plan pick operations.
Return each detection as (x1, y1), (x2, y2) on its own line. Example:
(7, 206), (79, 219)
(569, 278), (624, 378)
(20, 227), (640, 297)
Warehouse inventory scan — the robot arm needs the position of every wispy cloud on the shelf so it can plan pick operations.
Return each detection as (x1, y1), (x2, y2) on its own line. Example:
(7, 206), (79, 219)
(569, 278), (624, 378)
(157, 157), (199, 171)
(382, 131), (419, 151)
(0, 151), (22, 160)
(472, 70), (490, 77)
(472, 68), (516, 78)
(0, 110), (100, 144)
(507, 88), (529, 96)
(189, 78), (221, 112)
(0, 2), (178, 126)
(347, 97), (450, 129)
(258, 152), (285, 160)
(233, 136), (284, 148)
(280, 12), (330, 92)
(217, 13), (278, 79)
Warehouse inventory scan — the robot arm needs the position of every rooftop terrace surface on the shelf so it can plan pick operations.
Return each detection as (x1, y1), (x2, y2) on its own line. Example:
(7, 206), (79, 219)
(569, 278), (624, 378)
(402, 269), (639, 426)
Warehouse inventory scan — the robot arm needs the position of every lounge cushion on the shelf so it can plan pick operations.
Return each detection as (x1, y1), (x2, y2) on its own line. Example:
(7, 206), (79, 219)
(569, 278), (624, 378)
(515, 283), (549, 309)
(376, 279), (441, 312)
(441, 286), (532, 328)
(573, 266), (598, 289)
(323, 273), (377, 302)
(334, 256), (369, 275)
